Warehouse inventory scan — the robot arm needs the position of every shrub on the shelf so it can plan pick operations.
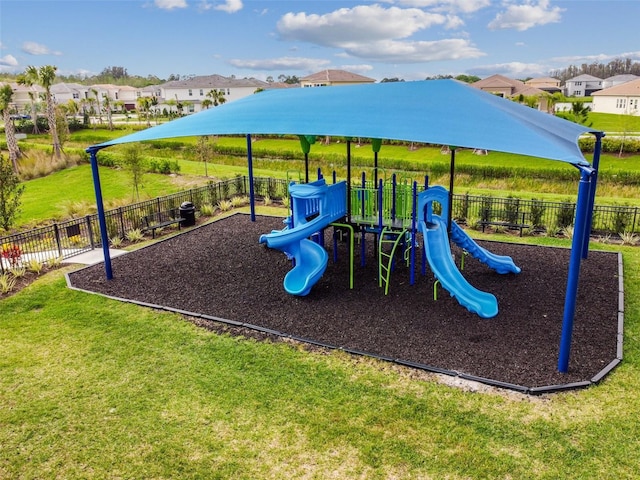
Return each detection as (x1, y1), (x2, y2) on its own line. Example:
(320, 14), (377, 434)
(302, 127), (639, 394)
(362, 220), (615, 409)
(556, 201), (575, 228)
(199, 203), (215, 216)
(1, 244), (22, 268)
(125, 228), (144, 243)
(217, 200), (233, 212)
(0, 273), (16, 294)
(529, 198), (546, 228)
(27, 258), (44, 275)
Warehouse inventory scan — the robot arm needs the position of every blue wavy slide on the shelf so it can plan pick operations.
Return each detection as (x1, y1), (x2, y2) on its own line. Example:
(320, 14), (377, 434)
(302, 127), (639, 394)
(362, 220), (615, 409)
(417, 186), (520, 318)
(259, 217), (331, 296)
(260, 180), (347, 296)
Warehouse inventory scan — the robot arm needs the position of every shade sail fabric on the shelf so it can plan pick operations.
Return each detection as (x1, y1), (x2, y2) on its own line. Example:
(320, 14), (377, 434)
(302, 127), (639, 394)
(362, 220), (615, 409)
(91, 79), (597, 166)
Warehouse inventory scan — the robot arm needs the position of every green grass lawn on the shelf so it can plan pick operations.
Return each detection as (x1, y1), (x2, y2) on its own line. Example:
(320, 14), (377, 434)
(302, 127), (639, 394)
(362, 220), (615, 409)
(1, 227), (639, 478)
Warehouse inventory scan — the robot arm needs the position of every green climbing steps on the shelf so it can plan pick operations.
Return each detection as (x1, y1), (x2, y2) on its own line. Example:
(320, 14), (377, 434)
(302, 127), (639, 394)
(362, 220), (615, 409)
(378, 227), (412, 295)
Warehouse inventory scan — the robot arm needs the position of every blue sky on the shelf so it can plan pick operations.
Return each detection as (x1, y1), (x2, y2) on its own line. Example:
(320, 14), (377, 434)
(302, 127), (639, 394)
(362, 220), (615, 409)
(1, 0), (639, 81)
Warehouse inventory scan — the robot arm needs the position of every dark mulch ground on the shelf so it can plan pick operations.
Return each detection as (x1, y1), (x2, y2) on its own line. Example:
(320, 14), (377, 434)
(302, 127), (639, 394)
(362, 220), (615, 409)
(67, 213), (621, 391)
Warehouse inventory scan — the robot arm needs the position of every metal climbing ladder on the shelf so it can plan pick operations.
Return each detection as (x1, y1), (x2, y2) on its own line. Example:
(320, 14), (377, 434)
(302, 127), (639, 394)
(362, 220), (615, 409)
(378, 226), (411, 295)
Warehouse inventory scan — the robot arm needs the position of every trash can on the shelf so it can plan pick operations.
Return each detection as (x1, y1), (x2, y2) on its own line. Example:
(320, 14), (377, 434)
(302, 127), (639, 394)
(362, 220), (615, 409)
(179, 201), (196, 227)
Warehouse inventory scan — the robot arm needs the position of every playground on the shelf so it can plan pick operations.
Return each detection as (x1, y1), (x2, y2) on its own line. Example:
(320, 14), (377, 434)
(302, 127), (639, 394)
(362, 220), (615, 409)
(67, 210), (620, 393)
(75, 79), (621, 393)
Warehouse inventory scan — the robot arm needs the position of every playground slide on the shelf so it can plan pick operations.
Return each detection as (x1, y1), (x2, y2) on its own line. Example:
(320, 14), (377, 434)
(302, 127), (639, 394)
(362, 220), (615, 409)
(259, 213), (333, 296)
(449, 221), (521, 274)
(419, 215), (499, 319)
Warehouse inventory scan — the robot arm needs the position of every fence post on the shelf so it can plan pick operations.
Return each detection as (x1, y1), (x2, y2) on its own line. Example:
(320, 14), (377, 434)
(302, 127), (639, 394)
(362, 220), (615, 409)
(632, 207), (638, 234)
(53, 223), (63, 257)
(118, 207), (125, 238)
(86, 215), (95, 249)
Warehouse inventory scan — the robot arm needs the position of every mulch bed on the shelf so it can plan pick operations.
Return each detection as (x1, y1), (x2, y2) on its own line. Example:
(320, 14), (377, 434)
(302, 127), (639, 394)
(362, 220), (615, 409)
(67, 213), (622, 393)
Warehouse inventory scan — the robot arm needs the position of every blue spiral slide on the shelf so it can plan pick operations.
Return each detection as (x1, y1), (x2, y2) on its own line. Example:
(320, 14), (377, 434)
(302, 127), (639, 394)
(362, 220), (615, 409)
(417, 186), (520, 318)
(260, 180), (347, 296)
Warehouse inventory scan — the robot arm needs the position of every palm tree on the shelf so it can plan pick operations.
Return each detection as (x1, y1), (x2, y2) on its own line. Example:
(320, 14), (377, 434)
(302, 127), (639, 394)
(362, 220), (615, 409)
(27, 91), (40, 134)
(201, 98), (213, 110)
(103, 95), (114, 130)
(0, 84), (22, 173)
(91, 88), (103, 124)
(206, 89), (226, 107)
(136, 97), (152, 127)
(17, 65), (62, 158)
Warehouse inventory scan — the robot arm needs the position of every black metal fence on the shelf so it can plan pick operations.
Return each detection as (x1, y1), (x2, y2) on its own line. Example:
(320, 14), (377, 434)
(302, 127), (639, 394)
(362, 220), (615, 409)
(1, 175), (637, 273)
(452, 193), (640, 235)
(0, 176), (289, 273)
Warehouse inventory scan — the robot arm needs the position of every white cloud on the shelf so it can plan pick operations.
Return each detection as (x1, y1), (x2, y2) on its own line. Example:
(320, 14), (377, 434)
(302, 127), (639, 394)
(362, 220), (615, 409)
(276, 4), (483, 64)
(278, 5), (448, 46)
(338, 64), (374, 74)
(344, 38), (485, 63)
(468, 61), (548, 77)
(154, 0), (187, 10)
(0, 54), (19, 67)
(215, 0), (242, 13)
(488, 0), (563, 31)
(228, 56), (330, 71)
(396, 0), (491, 14)
(21, 41), (62, 56)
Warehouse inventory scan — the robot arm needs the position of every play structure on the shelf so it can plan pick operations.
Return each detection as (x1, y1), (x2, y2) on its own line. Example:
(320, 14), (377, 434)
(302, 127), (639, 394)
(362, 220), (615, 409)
(259, 172), (520, 318)
(87, 79), (605, 372)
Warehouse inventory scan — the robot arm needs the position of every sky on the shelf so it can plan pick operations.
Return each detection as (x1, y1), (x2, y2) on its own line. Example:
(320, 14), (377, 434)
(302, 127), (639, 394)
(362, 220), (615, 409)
(1, 0), (639, 82)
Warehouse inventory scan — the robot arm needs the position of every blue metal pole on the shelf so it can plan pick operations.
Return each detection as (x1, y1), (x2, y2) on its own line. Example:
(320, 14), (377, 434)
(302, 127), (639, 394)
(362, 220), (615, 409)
(558, 166), (594, 373)
(582, 132), (604, 258)
(410, 181), (417, 286)
(88, 148), (113, 280)
(246, 134), (256, 222)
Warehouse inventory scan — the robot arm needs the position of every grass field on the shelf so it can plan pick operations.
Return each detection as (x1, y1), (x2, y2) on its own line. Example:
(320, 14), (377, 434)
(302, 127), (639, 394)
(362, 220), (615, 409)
(1, 219), (639, 478)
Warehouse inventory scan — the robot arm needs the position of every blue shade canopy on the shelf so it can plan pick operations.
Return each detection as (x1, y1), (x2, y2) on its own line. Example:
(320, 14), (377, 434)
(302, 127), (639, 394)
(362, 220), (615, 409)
(91, 79), (596, 166)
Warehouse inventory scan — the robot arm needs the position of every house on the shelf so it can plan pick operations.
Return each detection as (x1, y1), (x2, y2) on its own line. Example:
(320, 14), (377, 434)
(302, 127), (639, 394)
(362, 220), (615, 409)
(564, 74), (603, 97)
(300, 69), (376, 87)
(0, 82), (44, 113)
(602, 74), (639, 90)
(524, 77), (562, 94)
(51, 82), (90, 104)
(591, 78), (640, 115)
(471, 74), (550, 111)
(157, 75), (269, 113)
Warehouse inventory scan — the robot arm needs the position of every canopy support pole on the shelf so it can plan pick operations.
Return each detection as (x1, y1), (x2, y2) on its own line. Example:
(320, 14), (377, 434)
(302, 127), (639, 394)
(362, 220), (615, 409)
(347, 139), (352, 223)
(558, 165), (595, 373)
(246, 134), (256, 221)
(582, 132), (604, 258)
(448, 147), (456, 234)
(88, 148), (112, 280)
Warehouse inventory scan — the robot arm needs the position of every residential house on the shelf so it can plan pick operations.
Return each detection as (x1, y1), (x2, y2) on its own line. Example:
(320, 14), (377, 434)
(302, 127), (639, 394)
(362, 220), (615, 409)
(524, 77), (562, 94)
(591, 78), (640, 115)
(0, 82), (44, 114)
(300, 69), (376, 87)
(157, 75), (269, 113)
(602, 74), (639, 90)
(471, 74), (550, 111)
(564, 74), (603, 97)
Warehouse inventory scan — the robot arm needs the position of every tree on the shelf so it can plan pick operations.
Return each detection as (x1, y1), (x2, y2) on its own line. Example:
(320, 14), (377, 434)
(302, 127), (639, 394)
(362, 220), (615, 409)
(206, 89), (226, 107)
(136, 97), (152, 126)
(0, 84), (22, 173)
(122, 145), (146, 201)
(195, 135), (215, 177)
(0, 154), (25, 232)
(103, 95), (114, 130)
(91, 88), (103, 124)
(27, 91), (40, 134)
(17, 65), (62, 158)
